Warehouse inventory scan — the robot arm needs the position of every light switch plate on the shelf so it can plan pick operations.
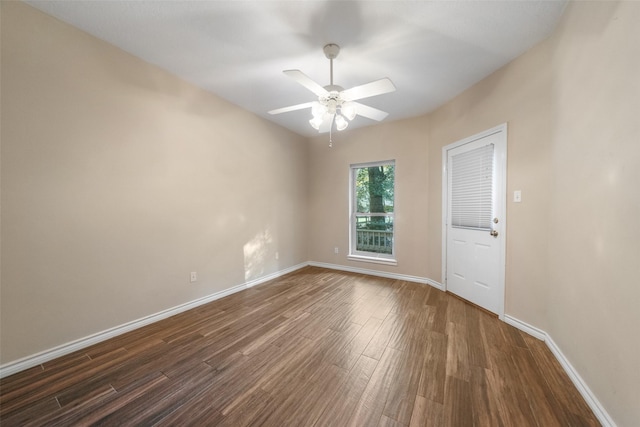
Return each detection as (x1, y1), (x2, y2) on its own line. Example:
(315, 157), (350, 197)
(514, 190), (522, 203)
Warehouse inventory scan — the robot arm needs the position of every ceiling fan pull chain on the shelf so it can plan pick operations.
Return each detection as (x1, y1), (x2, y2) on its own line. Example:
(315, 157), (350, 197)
(329, 114), (334, 147)
(329, 125), (333, 148)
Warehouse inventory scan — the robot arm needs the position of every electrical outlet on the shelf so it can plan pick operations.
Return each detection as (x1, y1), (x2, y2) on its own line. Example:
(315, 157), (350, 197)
(334, 247), (339, 254)
(190, 272), (197, 283)
(275, 251), (279, 260)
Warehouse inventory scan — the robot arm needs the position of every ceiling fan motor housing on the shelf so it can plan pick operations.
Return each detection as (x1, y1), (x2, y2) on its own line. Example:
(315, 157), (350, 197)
(323, 43), (340, 59)
(319, 87), (347, 114)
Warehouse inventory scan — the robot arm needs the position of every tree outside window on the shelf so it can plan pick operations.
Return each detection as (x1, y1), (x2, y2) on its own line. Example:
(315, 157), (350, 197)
(351, 161), (395, 258)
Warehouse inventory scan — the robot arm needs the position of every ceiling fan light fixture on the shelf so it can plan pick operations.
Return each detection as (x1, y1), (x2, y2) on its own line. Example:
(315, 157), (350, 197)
(341, 102), (357, 121)
(311, 101), (325, 119)
(309, 116), (323, 130)
(335, 114), (348, 131)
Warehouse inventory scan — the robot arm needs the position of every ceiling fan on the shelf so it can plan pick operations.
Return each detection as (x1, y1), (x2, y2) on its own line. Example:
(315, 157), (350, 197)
(268, 44), (396, 135)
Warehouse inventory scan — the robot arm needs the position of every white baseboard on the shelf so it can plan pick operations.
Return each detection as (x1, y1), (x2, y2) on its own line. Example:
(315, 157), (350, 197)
(307, 261), (443, 290)
(315, 265), (610, 425)
(503, 314), (546, 341)
(544, 335), (616, 427)
(505, 315), (616, 427)
(0, 261), (618, 427)
(243, 262), (308, 288)
(0, 262), (308, 379)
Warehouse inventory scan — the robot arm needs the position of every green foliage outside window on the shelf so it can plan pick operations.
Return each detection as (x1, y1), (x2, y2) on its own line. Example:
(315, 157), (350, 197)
(355, 165), (394, 232)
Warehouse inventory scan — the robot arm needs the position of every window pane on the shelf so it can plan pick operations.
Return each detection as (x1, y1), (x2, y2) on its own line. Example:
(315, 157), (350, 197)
(355, 165), (394, 214)
(351, 161), (395, 258)
(451, 144), (494, 229)
(355, 215), (393, 254)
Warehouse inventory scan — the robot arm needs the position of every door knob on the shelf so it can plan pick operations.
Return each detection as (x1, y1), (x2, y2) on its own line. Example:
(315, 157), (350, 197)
(490, 230), (499, 237)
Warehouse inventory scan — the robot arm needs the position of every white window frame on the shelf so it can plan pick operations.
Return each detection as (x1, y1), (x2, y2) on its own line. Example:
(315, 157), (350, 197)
(348, 160), (397, 266)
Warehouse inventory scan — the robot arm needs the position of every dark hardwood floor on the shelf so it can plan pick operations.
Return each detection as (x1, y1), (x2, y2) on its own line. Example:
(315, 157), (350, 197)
(0, 267), (599, 426)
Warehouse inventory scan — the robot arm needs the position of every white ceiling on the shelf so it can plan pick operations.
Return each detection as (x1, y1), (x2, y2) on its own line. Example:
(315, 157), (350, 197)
(25, 0), (567, 138)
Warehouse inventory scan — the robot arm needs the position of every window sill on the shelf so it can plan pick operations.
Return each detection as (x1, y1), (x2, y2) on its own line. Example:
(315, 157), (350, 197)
(347, 254), (397, 266)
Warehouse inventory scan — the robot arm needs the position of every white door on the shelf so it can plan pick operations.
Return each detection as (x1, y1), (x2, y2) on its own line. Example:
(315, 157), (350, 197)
(443, 125), (506, 316)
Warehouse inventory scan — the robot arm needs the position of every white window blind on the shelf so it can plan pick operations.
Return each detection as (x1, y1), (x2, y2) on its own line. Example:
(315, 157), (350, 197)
(451, 144), (494, 229)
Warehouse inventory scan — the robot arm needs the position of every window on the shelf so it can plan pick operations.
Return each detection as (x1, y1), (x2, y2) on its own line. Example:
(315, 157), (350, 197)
(349, 160), (396, 265)
(451, 143), (494, 230)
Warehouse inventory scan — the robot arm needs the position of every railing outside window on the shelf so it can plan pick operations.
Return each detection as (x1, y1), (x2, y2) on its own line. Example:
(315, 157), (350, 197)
(356, 229), (393, 254)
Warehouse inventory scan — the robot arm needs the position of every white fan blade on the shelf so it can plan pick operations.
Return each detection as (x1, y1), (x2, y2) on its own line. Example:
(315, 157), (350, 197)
(340, 78), (396, 101)
(268, 102), (314, 115)
(284, 70), (329, 97)
(352, 102), (389, 121)
(318, 113), (334, 133)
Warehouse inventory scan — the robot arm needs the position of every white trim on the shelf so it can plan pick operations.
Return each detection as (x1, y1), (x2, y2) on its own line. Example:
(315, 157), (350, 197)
(504, 314), (546, 341)
(441, 123), (508, 319)
(349, 159), (396, 169)
(347, 254), (397, 266)
(308, 261), (443, 290)
(0, 262), (618, 427)
(0, 262), (308, 379)
(505, 315), (616, 427)
(2, 261), (439, 379)
(545, 335), (616, 427)
(243, 262), (307, 288)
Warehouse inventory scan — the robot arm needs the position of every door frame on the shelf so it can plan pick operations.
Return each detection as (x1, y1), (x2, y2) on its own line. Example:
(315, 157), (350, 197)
(441, 123), (508, 319)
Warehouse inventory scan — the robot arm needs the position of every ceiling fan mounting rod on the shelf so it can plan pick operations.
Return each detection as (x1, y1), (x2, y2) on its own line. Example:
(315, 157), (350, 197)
(330, 57), (333, 86)
(323, 43), (340, 86)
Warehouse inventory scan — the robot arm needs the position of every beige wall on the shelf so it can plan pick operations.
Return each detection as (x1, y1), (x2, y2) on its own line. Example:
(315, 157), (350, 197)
(546, 2), (639, 425)
(1, 2), (308, 363)
(307, 116), (430, 278)
(308, 1), (639, 424)
(429, 1), (639, 424)
(2, 0), (638, 424)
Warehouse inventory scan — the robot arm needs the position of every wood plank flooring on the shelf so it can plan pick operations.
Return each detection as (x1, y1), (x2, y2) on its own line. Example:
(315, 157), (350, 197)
(0, 267), (599, 426)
